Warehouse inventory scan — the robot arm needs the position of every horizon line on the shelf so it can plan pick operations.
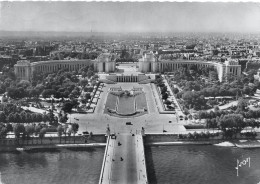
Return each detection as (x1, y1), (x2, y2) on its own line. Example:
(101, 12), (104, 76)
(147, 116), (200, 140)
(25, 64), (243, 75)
(1, 30), (260, 34)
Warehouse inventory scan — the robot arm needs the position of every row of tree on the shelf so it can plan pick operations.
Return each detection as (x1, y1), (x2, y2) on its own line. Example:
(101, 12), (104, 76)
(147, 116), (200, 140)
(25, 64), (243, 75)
(205, 114), (260, 139)
(0, 110), (58, 124)
(0, 122), (80, 145)
(155, 75), (169, 101)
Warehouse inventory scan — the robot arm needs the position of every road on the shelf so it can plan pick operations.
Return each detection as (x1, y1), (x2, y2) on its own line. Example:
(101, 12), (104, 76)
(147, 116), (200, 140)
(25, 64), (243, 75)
(100, 133), (147, 184)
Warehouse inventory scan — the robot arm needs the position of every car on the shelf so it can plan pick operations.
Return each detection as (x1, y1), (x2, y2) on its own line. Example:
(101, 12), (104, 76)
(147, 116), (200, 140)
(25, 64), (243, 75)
(126, 122), (132, 125)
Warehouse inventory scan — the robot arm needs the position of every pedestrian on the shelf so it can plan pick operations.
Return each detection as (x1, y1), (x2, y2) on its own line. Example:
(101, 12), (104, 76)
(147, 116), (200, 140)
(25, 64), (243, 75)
(120, 157), (123, 161)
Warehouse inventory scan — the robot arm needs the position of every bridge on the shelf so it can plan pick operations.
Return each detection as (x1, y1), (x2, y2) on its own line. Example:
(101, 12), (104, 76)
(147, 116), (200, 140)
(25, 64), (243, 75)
(99, 133), (148, 184)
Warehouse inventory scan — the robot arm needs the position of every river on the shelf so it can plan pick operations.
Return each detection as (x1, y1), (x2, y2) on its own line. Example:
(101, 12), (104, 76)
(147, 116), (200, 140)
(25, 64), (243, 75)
(0, 148), (104, 184)
(145, 145), (260, 184)
(0, 146), (260, 184)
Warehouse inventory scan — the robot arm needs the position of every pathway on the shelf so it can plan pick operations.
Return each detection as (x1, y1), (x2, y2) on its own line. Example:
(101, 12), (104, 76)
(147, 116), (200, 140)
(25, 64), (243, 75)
(207, 100), (238, 112)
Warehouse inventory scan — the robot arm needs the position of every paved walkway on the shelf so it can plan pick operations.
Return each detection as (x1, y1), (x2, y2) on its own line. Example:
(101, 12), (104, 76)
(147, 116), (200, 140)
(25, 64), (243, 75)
(150, 83), (164, 113)
(100, 133), (147, 184)
(95, 84), (110, 114)
(206, 100), (238, 112)
(162, 76), (184, 117)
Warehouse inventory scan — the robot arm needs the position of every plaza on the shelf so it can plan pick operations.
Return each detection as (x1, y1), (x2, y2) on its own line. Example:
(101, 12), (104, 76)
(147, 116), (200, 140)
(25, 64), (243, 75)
(68, 63), (187, 135)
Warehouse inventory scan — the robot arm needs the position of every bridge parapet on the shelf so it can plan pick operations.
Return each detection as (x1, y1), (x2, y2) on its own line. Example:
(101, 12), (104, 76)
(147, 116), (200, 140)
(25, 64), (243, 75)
(135, 134), (148, 184)
(99, 136), (111, 184)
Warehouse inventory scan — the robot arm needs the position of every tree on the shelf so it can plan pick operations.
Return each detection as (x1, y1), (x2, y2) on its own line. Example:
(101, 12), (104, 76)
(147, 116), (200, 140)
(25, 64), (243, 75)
(219, 114), (245, 139)
(25, 125), (35, 144)
(69, 89), (80, 99)
(0, 123), (8, 139)
(20, 111), (27, 123)
(7, 87), (27, 99)
(237, 98), (247, 112)
(39, 128), (47, 144)
(6, 113), (15, 123)
(164, 100), (172, 106)
(59, 113), (68, 124)
(85, 93), (91, 102)
(57, 125), (63, 144)
(79, 79), (88, 87)
(42, 113), (49, 124)
(13, 124), (25, 144)
(17, 80), (31, 89)
(183, 108), (189, 115)
(162, 93), (169, 101)
(42, 89), (57, 98)
(14, 112), (22, 123)
(161, 86), (168, 94)
(71, 123), (79, 143)
(34, 124), (42, 136)
(26, 113), (32, 124)
(214, 105), (220, 112)
(47, 109), (57, 126)
(28, 89), (40, 101)
(209, 71), (218, 81)
(172, 87), (179, 94)
(36, 113), (43, 123)
(87, 70), (94, 78)
(0, 112), (6, 123)
(62, 102), (74, 113)
(6, 123), (13, 132)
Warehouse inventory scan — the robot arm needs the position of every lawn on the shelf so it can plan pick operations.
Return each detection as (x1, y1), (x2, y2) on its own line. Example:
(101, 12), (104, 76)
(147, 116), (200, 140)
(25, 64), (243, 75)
(135, 93), (147, 110)
(104, 93), (117, 111)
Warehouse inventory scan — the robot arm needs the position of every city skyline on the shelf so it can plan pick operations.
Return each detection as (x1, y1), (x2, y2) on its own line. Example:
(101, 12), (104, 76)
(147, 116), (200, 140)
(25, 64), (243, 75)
(0, 2), (260, 33)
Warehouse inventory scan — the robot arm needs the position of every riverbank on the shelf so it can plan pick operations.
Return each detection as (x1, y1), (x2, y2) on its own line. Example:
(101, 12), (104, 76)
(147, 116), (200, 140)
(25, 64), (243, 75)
(0, 134), (107, 152)
(1, 134), (260, 153)
(143, 134), (260, 148)
(0, 143), (106, 152)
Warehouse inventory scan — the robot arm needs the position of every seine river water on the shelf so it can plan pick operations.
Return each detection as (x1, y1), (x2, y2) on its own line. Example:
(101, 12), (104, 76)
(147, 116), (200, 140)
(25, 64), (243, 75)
(0, 146), (260, 184)
(0, 148), (104, 184)
(145, 145), (260, 184)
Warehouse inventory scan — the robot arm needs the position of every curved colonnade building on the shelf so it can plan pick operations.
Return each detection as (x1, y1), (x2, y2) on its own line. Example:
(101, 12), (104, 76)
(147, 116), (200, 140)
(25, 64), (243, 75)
(14, 53), (116, 81)
(139, 53), (241, 82)
(14, 52), (241, 83)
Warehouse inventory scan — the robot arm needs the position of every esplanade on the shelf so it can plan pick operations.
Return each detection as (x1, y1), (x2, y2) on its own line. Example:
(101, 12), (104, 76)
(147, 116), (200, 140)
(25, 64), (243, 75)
(14, 53), (116, 81)
(138, 52), (241, 82)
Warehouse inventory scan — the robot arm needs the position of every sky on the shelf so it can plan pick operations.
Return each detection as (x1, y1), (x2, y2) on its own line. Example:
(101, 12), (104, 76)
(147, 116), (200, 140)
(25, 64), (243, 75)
(0, 2), (260, 33)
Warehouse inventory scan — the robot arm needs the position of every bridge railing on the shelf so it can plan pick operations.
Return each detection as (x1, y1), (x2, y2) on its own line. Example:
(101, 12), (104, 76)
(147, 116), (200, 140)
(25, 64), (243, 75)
(136, 133), (148, 184)
(99, 135), (110, 184)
